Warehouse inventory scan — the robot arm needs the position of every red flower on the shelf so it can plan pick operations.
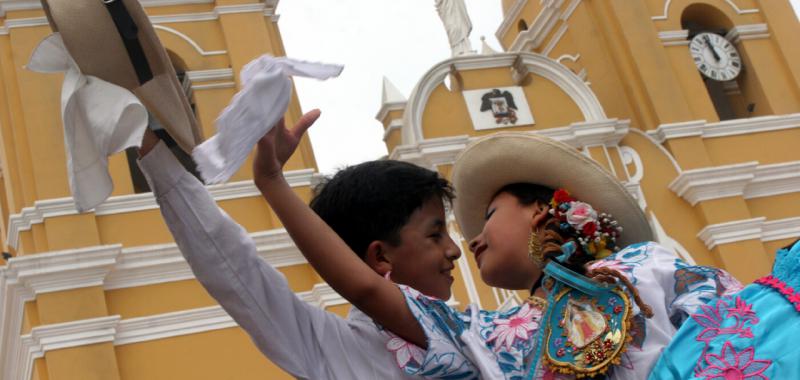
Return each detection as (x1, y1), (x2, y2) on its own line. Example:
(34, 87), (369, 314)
(553, 189), (573, 204)
(582, 222), (598, 236)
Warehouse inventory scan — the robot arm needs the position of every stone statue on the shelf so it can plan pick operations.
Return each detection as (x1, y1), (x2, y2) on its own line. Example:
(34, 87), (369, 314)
(435, 0), (475, 56)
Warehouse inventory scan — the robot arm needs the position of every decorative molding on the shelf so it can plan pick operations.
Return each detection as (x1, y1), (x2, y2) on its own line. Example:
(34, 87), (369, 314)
(507, 0), (562, 52)
(390, 118), (628, 168)
(214, 3), (266, 15)
(7, 169), (315, 250)
(652, 0), (758, 21)
(187, 68), (234, 82)
(669, 161), (759, 206)
(697, 216), (800, 250)
(542, 23), (568, 57)
(115, 306), (234, 346)
(495, 0), (529, 40)
(382, 119), (404, 142)
(556, 54), (581, 64)
(658, 30), (690, 46)
(401, 52), (606, 146)
(191, 82), (236, 90)
(14, 316), (121, 380)
(745, 161), (800, 200)
(153, 25), (227, 56)
(697, 217), (766, 250)
(3, 245), (121, 294)
(648, 113), (800, 143)
(725, 23), (770, 44)
(375, 102), (406, 124)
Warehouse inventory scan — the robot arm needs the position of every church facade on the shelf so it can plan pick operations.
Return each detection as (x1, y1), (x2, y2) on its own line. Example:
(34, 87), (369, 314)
(378, 0), (800, 312)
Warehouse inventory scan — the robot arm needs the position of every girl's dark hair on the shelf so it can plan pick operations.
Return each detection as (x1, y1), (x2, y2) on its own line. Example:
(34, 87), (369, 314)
(495, 183), (596, 276)
(311, 160), (454, 259)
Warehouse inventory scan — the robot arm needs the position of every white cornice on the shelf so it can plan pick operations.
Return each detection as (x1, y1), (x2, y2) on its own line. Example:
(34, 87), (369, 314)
(402, 52), (605, 146)
(726, 23), (769, 44)
(697, 216), (800, 250)
(14, 316), (121, 380)
(698, 217), (766, 250)
(495, 0), (528, 41)
(115, 306), (234, 346)
(382, 119), (404, 142)
(187, 68), (234, 82)
(390, 118), (628, 168)
(7, 169), (314, 250)
(652, 0), (758, 21)
(375, 102), (406, 123)
(658, 30), (689, 46)
(669, 160), (800, 205)
(669, 161), (759, 206)
(508, 0), (562, 53)
(648, 113), (800, 143)
(4, 245), (121, 294)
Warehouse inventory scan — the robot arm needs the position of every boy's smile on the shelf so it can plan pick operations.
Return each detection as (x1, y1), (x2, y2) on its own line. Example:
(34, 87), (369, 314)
(381, 197), (461, 300)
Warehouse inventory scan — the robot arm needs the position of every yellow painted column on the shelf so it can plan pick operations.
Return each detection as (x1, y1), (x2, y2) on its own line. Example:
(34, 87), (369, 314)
(696, 198), (771, 282)
(662, 45), (720, 122)
(35, 287), (122, 380)
(756, 0), (800, 93)
(734, 37), (800, 116)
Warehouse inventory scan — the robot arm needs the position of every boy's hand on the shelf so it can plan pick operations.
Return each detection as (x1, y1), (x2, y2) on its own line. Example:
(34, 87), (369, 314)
(254, 109), (321, 189)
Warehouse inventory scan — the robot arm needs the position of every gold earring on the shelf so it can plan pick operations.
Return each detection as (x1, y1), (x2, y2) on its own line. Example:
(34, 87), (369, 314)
(528, 229), (544, 266)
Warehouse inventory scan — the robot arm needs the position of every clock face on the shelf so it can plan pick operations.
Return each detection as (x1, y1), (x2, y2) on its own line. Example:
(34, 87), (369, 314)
(689, 32), (742, 81)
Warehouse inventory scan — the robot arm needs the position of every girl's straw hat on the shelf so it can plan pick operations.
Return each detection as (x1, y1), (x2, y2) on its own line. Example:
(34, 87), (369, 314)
(41, 0), (201, 152)
(451, 132), (653, 247)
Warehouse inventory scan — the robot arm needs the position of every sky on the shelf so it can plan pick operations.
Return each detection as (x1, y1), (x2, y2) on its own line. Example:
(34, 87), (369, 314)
(277, 1), (800, 174)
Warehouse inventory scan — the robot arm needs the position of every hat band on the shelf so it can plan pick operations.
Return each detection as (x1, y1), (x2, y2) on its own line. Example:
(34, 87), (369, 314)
(103, 0), (153, 85)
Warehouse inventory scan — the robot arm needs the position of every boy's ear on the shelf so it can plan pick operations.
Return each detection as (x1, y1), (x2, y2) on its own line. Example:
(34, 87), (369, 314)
(364, 240), (392, 277)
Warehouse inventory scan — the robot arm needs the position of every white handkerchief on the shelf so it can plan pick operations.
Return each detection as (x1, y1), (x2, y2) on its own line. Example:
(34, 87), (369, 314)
(192, 55), (343, 184)
(28, 33), (148, 212)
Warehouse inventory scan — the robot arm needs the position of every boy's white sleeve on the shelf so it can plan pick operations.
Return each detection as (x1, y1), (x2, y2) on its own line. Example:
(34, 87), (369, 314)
(137, 141), (356, 379)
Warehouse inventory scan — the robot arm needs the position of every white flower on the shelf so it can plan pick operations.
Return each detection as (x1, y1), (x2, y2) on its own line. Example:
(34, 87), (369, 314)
(486, 303), (542, 351)
(565, 201), (597, 229)
(386, 334), (426, 368)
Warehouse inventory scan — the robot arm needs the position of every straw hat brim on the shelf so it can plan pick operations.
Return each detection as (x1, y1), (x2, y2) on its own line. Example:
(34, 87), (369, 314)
(451, 132), (653, 247)
(41, 0), (200, 152)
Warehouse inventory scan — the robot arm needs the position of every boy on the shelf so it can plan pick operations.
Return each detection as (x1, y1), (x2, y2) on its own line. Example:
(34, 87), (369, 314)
(137, 110), (460, 379)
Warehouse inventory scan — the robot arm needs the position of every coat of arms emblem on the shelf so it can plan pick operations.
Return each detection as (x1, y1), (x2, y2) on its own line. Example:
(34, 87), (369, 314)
(480, 89), (518, 125)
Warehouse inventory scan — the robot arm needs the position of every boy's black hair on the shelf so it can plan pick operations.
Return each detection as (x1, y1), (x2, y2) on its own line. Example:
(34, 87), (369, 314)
(310, 160), (454, 259)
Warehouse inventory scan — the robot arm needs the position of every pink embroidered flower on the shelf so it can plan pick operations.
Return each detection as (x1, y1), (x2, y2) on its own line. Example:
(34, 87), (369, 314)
(565, 201), (597, 229)
(486, 303), (542, 351)
(386, 334), (426, 368)
(696, 341), (771, 380)
(727, 297), (759, 325)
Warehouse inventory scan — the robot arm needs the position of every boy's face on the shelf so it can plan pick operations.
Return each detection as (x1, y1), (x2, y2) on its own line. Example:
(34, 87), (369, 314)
(381, 197), (462, 300)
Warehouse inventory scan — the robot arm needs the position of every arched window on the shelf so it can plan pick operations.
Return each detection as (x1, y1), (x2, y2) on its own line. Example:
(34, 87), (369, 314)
(125, 50), (201, 193)
(681, 4), (756, 121)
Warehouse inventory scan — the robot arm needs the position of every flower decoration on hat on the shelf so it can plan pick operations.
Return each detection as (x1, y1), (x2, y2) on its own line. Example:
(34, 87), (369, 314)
(549, 189), (622, 259)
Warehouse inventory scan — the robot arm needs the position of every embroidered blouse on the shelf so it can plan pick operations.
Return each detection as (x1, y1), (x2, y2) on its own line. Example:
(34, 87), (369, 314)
(391, 242), (741, 379)
(649, 240), (800, 380)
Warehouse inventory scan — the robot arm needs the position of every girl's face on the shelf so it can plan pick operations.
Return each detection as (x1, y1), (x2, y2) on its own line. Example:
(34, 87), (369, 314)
(468, 191), (544, 290)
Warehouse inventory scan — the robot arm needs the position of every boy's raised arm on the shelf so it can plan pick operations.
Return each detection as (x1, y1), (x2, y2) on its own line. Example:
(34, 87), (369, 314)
(254, 110), (428, 348)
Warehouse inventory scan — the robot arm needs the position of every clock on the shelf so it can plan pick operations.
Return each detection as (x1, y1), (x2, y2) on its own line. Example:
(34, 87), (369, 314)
(689, 32), (742, 81)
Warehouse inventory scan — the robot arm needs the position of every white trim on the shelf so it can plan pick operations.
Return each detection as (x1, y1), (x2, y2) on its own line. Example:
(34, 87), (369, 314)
(140, 0), (215, 6)
(153, 25), (227, 56)
(697, 217), (766, 250)
(191, 82), (236, 90)
(390, 118), (628, 168)
(658, 30), (690, 46)
(300, 283), (348, 309)
(150, 12), (217, 23)
(375, 102), (406, 123)
(556, 54), (581, 64)
(648, 113), (800, 143)
(495, 0), (529, 41)
(400, 52), (606, 146)
(652, 0), (759, 21)
(382, 119), (404, 142)
(7, 169), (314, 250)
(187, 68), (234, 82)
(115, 306), (234, 346)
(508, 0), (562, 53)
(542, 23), (568, 57)
(447, 218), (482, 308)
(215, 3), (265, 15)
(0, 0), (215, 16)
(762, 217), (800, 242)
(669, 162), (759, 206)
(697, 216), (800, 250)
(745, 161), (800, 199)
(725, 24), (770, 44)
(15, 316), (121, 380)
